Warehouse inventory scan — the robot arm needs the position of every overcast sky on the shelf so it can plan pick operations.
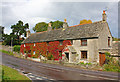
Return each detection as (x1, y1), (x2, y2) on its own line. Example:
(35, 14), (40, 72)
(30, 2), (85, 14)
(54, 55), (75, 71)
(1, 0), (119, 38)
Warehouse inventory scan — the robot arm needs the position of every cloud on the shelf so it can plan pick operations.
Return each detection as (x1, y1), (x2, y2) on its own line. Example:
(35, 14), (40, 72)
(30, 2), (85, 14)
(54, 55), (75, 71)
(1, 0), (118, 38)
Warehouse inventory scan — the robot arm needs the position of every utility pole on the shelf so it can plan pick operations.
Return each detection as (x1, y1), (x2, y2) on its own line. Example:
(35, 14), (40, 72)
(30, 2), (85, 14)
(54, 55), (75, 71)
(11, 37), (13, 52)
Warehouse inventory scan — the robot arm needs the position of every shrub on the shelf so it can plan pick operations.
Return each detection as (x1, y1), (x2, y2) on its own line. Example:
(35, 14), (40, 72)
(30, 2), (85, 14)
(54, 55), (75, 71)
(103, 52), (120, 72)
(80, 62), (84, 64)
(13, 45), (21, 53)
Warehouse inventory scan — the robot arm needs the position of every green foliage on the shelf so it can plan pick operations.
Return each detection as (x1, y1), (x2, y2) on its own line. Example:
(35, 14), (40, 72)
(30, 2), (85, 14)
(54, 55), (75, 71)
(103, 52), (120, 72)
(32, 55), (38, 58)
(112, 37), (120, 41)
(50, 20), (63, 29)
(80, 62), (84, 64)
(85, 63), (92, 65)
(2, 20), (28, 46)
(47, 53), (54, 60)
(33, 22), (48, 32)
(13, 45), (21, 53)
(33, 21), (63, 32)
(0, 49), (14, 56)
(80, 19), (92, 24)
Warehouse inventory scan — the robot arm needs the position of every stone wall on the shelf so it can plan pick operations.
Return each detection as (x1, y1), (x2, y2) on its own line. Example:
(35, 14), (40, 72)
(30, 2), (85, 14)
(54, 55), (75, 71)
(110, 41), (119, 55)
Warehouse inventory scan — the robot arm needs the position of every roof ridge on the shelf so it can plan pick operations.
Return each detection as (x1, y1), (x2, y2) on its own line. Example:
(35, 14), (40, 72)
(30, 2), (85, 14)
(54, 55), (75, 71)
(31, 20), (105, 35)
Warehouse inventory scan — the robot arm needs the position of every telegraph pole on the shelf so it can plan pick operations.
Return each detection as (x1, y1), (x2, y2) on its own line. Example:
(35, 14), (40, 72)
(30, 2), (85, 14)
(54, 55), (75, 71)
(11, 37), (13, 52)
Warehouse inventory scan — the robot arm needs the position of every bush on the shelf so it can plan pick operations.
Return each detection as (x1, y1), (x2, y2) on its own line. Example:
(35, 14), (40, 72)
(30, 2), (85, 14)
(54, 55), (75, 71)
(13, 45), (20, 53)
(103, 52), (120, 72)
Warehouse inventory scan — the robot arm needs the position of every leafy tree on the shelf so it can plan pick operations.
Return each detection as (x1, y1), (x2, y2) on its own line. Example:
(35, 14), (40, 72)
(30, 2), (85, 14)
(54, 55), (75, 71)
(80, 19), (92, 24)
(33, 22), (48, 32)
(50, 20), (63, 29)
(11, 20), (29, 40)
(112, 37), (120, 41)
(33, 21), (63, 32)
(0, 26), (4, 40)
(2, 20), (28, 46)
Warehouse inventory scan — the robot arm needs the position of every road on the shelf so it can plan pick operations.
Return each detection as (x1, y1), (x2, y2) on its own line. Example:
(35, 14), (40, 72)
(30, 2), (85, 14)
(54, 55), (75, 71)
(1, 52), (119, 81)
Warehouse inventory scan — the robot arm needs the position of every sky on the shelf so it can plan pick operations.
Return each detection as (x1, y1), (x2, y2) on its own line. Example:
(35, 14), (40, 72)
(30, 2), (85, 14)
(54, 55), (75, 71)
(0, 0), (119, 38)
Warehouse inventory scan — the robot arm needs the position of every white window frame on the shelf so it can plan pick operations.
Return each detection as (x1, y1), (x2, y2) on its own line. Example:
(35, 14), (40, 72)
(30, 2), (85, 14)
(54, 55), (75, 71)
(33, 51), (35, 55)
(24, 44), (26, 47)
(34, 43), (36, 46)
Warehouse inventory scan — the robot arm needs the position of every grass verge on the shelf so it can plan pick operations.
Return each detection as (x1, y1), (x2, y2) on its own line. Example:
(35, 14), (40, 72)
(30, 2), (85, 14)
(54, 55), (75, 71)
(0, 65), (31, 81)
(0, 50), (14, 56)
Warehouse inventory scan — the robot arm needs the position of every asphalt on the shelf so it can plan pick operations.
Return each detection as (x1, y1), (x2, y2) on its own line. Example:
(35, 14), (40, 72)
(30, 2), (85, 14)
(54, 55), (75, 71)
(1, 52), (119, 81)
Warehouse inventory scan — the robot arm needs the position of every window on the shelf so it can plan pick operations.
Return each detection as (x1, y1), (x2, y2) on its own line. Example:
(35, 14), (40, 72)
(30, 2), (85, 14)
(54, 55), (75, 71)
(47, 51), (49, 55)
(47, 42), (49, 46)
(72, 52), (76, 54)
(60, 41), (63, 46)
(33, 51), (35, 55)
(24, 44), (26, 47)
(59, 51), (62, 57)
(71, 40), (73, 45)
(34, 43), (35, 46)
(81, 51), (87, 59)
(108, 37), (110, 47)
(28, 50), (31, 53)
(81, 39), (87, 46)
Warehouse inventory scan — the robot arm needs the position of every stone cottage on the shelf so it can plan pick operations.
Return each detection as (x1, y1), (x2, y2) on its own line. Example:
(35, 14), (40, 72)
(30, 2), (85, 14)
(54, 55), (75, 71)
(21, 11), (112, 66)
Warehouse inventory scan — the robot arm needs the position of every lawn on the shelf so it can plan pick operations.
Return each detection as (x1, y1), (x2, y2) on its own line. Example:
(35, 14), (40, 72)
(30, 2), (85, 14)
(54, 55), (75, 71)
(0, 65), (31, 81)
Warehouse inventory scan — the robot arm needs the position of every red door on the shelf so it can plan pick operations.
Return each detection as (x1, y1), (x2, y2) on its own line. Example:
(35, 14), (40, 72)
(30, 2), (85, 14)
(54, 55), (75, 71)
(99, 53), (105, 66)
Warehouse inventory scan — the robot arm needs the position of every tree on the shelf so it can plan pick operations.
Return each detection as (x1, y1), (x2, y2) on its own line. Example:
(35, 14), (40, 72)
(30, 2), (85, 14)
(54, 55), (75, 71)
(0, 26), (4, 40)
(33, 22), (48, 32)
(2, 20), (28, 46)
(50, 20), (63, 29)
(33, 21), (63, 32)
(80, 19), (92, 24)
(11, 20), (29, 40)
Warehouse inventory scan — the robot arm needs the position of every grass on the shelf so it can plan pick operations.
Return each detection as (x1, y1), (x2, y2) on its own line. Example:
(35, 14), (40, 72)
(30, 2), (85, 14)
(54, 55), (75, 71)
(0, 65), (31, 81)
(0, 50), (14, 56)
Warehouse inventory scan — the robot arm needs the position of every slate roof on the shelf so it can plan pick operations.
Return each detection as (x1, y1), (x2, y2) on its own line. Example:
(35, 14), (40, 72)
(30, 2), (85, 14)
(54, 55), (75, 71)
(22, 21), (108, 43)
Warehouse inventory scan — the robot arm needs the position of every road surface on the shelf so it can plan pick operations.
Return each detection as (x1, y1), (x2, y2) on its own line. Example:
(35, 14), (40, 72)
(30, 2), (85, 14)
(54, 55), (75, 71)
(1, 52), (119, 81)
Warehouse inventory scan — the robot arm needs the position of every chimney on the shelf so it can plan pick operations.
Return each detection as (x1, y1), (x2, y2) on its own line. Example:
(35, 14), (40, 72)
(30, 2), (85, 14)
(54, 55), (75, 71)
(63, 18), (68, 29)
(102, 10), (107, 21)
(48, 23), (52, 31)
(26, 30), (31, 38)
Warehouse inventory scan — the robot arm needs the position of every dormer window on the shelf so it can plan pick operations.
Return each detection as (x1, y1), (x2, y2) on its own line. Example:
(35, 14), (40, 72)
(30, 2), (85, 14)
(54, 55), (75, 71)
(81, 39), (87, 46)
(108, 37), (110, 47)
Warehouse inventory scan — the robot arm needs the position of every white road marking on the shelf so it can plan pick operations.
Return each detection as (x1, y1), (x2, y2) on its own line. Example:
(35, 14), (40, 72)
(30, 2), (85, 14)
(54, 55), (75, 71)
(38, 65), (62, 72)
(79, 73), (118, 80)
(29, 75), (35, 78)
(36, 77), (43, 80)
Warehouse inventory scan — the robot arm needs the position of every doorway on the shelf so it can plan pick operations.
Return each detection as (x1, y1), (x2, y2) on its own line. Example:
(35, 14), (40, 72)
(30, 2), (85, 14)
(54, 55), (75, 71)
(99, 52), (105, 66)
(65, 53), (69, 60)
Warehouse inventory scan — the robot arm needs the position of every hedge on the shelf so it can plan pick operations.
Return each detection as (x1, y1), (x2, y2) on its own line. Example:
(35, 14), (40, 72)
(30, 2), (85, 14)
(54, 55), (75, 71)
(13, 45), (21, 53)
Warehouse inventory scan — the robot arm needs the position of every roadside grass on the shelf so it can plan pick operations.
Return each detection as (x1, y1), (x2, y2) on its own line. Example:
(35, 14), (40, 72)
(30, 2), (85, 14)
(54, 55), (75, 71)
(0, 50), (14, 56)
(0, 65), (31, 81)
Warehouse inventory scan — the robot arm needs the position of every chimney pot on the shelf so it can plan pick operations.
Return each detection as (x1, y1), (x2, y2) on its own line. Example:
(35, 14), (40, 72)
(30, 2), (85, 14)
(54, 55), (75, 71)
(102, 10), (107, 21)
(48, 23), (52, 27)
(103, 10), (105, 14)
(48, 23), (52, 31)
(64, 18), (67, 22)
(63, 19), (68, 29)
